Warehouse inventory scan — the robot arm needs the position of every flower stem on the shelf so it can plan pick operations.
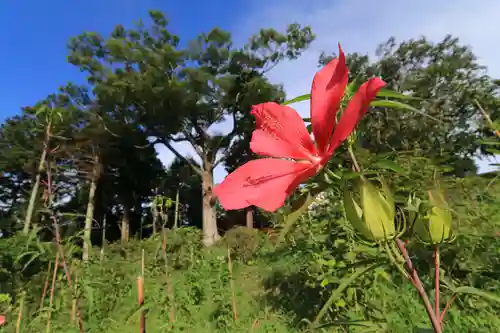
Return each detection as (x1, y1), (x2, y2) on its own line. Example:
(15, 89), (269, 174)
(383, 242), (409, 280)
(440, 294), (457, 323)
(395, 239), (442, 333)
(347, 145), (362, 173)
(434, 246), (440, 321)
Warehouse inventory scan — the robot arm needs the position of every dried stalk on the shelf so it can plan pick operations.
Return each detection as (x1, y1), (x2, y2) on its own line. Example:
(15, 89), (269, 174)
(15, 294), (24, 333)
(39, 261), (52, 310)
(161, 229), (175, 324)
(227, 248), (238, 321)
(45, 157), (84, 333)
(71, 275), (78, 324)
(46, 252), (59, 332)
(137, 250), (145, 333)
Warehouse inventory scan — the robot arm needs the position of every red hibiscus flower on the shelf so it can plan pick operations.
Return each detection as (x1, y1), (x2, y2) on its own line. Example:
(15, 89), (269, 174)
(0, 315), (5, 326)
(214, 44), (385, 212)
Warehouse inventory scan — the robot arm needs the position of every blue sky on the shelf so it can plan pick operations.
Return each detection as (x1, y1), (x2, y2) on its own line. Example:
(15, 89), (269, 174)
(0, 0), (247, 123)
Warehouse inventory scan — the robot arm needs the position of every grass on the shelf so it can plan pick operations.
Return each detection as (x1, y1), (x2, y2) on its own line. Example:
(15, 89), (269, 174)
(1, 176), (500, 332)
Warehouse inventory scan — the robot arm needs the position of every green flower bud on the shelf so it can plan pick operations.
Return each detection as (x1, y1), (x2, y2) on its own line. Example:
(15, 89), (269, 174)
(406, 194), (424, 230)
(343, 177), (396, 242)
(413, 189), (453, 245)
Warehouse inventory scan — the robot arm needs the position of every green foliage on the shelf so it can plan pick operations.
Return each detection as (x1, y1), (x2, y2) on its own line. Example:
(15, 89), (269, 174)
(221, 226), (263, 262)
(0, 174), (499, 332)
(1, 7), (500, 332)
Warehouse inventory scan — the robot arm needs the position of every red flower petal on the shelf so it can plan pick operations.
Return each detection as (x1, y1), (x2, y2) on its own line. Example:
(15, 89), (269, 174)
(311, 44), (349, 155)
(328, 77), (386, 154)
(0, 315), (5, 326)
(250, 103), (316, 160)
(213, 158), (314, 212)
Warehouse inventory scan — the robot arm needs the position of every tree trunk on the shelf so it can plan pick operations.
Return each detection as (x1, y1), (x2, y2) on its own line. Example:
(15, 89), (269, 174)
(82, 159), (99, 262)
(152, 212), (158, 235)
(100, 215), (107, 262)
(201, 169), (220, 246)
(23, 148), (47, 234)
(121, 209), (130, 243)
(246, 207), (254, 229)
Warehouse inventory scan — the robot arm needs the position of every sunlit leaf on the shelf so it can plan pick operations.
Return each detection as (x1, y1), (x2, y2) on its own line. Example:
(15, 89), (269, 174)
(277, 187), (325, 243)
(342, 171), (361, 180)
(310, 263), (382, 329)
(376, 89), (421, 100)
(452, 286), (500, 303)
(370, 100), (440, 122)
(478, 139), (500, 146)
(372, 160), (405, 174)
(283, 93), (310, 105)
(486, 148), (500, 154)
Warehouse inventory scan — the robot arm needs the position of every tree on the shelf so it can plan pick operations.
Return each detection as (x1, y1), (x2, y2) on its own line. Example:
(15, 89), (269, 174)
(160, 157), (202, 229)
(67, 10), (315, 245)
(0, 115), (40, 234)
(6, 84), (89, 235)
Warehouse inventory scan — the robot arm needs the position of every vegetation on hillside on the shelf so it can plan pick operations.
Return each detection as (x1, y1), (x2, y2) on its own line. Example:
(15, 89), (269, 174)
(0, 9), (499, 333)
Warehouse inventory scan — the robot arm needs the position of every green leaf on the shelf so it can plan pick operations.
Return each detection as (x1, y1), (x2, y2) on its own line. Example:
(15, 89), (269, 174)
(335, 299), (346, 307)
(370, 100), (441, 122)
(376, 89), (421, 100)
(372, 160), (405, 174)
(310, 263), (382, 329)
(318, 258), (336, 267)
(35, 106), (48, 116)
(283, 93), (311, 105)
(478, 138), (500, 146)
(414, 328), (434, 333)
(342, 171), (361, 180)
(486, 148), (500, 154)
(452, 286), (500, 303)
(277, 187), (325, 243)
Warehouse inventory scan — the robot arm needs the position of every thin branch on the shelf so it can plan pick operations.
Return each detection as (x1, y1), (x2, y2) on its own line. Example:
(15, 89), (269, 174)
(212, 154), (226, 169)
(348, 145), (362, 173)
(474, 99), (500, 137)
(161, 139), (203, 176)
(440, 294), (457, 323)
(181, 130), (204, 157)
(395, 239), (442, 333)
(95, 113), (120, 138)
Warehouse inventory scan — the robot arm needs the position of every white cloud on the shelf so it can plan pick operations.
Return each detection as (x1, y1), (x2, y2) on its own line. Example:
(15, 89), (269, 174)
(155, 0), (500, 181)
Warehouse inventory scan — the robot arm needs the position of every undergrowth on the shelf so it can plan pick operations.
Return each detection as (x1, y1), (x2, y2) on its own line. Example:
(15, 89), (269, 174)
(0, 176), (499, 332)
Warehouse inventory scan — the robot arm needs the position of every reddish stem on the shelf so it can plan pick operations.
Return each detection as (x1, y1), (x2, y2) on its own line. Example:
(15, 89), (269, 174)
(39, 261), (52, 310)
(434, 246), (440, 321)
(137, 276), (145, 333)
(395, 239), (442, 333)
(440, 294), (457, 323)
